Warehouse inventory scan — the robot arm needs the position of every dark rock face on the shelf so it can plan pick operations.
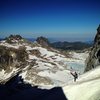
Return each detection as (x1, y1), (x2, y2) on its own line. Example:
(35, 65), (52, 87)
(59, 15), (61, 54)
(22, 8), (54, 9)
(94, 25), (100, 43)
(85, 25), (100, 71)
(0, 46), (28, 70)
(36, 36), (50, 47)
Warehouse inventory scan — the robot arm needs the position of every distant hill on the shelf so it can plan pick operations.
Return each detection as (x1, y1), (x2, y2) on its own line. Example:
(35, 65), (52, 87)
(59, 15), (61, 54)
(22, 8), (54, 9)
(0, 38), (4, 41)
(51, 41), (92, 50)
(0, 35), (92, 50)
(27, 37), (93, 50)
(26, 38), (36, 42)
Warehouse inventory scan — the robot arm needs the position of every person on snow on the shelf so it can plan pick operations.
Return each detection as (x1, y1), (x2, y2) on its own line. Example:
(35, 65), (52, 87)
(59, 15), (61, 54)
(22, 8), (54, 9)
(70, 68), (78, 82)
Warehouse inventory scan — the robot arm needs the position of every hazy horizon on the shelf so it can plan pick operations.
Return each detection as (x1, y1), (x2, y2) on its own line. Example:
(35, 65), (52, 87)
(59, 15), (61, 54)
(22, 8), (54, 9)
(0, 35), (94, 43)
(0, 0), (100, 41)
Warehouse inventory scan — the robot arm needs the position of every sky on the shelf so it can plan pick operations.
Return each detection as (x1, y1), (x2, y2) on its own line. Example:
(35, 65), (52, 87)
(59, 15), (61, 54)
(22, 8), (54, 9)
(0, 0), (100, 41)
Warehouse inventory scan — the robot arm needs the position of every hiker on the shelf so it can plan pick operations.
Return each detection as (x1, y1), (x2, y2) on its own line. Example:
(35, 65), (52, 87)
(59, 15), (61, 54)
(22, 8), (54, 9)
(70, 70), (78, 82)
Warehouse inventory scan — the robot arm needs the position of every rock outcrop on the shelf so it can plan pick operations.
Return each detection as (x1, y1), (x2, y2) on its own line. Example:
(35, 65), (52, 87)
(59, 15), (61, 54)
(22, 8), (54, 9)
(85, 25), (100, 71)
(29, 49), (41, 57)
(0, 45), (28, 71)
(36, 36), (50, 48)
(5, 34), (23, 44)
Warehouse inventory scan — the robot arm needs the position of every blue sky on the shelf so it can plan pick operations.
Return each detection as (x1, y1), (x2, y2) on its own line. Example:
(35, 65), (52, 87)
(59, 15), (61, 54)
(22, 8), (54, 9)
(0, 0), (100, 41)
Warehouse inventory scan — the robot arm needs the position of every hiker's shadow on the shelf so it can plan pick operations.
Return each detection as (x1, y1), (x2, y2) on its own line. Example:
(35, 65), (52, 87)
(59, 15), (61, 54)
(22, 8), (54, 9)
(0, 74), (68, 100)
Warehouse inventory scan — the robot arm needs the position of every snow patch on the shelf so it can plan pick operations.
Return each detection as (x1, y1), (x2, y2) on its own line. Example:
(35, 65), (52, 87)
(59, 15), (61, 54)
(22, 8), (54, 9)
(63, 66), (100, 100)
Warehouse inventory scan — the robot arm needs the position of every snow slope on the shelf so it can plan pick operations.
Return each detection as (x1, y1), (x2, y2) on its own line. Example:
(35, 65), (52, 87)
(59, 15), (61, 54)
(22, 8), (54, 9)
(66, 52), (89, 74)
(62, 66), (100, 100)
(0, 39), (88, 88)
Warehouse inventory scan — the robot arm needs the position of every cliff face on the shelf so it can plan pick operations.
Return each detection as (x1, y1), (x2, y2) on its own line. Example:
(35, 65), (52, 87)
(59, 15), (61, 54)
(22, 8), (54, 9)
(85, 25), (100, 71)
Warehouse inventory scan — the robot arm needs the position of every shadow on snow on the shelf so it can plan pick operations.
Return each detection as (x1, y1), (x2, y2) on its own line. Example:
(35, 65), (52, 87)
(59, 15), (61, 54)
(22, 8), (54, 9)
(0, 73), (68, 100)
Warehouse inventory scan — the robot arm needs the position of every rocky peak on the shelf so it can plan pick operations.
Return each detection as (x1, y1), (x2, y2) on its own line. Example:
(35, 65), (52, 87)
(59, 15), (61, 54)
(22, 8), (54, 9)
(85, 25), (100, 71)
(36, 36), (50, 47)
(94, 24), (100, 43)
(5, 35), (23, 44)
(97, 24), (100, 33)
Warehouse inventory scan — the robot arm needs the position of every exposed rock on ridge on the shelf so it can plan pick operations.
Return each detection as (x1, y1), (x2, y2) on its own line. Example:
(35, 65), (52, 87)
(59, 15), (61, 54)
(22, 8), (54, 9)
(85, 25), (100, 71)
(36, 36), (50, 48)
